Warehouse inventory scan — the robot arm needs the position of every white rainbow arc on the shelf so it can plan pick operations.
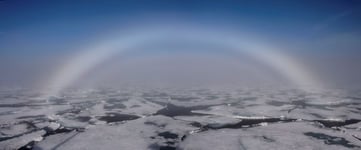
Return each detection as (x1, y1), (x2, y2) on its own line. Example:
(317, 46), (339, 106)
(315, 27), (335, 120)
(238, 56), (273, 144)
(43, 27), (322, 98)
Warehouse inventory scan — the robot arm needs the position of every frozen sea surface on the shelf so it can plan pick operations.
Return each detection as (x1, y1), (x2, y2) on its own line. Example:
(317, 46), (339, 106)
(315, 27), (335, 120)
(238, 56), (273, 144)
(0, 87), (360, 150)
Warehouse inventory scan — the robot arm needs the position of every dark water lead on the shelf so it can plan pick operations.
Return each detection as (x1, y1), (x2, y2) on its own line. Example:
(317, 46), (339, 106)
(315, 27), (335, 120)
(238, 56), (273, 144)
(148, 143), (176, 150)
(204, 117), (296, 129)
(16, 115), (46, 119)
(98, 112), (140, 123)
(159, 146), (177, 150)
(304, 132), (360, 148)
(103, 103), (127, 110)
(75, 116), (92, 122)
(158, 132), (179, 139)
(154, 103), (213, 117)
(315, 119), (361, 128)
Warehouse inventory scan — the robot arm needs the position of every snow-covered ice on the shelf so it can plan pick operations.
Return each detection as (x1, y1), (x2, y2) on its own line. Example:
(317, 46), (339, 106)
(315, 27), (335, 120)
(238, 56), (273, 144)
(0, 87), (360, 149)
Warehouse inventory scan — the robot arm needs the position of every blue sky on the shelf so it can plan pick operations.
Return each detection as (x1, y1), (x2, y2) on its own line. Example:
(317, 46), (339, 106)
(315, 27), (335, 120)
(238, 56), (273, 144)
(1, 0), (361, 87)
(1, 0), (361, 56)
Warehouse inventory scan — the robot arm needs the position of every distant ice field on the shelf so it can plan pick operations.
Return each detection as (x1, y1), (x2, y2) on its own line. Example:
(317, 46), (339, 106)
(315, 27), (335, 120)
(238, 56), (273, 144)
(0, 87), (360, 150)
